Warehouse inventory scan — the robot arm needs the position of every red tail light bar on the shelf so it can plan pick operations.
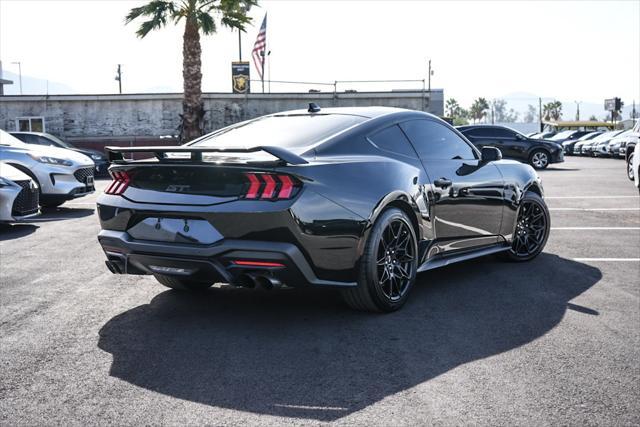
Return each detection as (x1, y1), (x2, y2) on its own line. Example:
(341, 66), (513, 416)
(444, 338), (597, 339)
(243, 173), (300, 200)
(105, 170), (132, 195)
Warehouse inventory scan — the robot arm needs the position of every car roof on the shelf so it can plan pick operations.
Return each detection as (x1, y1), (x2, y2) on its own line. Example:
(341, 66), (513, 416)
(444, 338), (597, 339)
(272, 106), (409, 119)
(10, 131), (49, 137)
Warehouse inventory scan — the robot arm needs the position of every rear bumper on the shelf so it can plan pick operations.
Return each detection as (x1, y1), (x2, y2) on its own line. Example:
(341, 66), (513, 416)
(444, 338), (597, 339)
(98, 229), (357, 288)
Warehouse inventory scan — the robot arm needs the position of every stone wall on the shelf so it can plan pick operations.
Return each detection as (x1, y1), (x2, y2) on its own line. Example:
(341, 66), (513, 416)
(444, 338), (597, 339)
(0, 90), (444, 140)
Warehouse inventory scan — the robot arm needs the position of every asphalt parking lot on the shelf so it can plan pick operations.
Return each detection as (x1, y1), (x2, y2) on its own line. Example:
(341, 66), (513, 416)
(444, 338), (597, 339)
(1, 156), (638, 425)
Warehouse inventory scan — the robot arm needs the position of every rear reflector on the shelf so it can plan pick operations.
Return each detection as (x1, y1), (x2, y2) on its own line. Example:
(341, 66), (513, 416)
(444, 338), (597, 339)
(232, 260), (285, 268)
(105, 170), (132, 195)
(243, 173), (300, 200)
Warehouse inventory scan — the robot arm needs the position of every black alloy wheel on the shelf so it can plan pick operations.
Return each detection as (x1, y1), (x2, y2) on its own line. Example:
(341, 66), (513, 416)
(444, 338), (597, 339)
(342, 208), (418, 312)
(507, 192), (550, 261)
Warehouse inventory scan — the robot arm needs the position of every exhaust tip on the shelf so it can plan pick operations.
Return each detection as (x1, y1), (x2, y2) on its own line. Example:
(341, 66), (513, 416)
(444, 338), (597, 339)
(255, 275), (282, 290)
(105, 260), (121, 274)
(235, 274), (256, 288)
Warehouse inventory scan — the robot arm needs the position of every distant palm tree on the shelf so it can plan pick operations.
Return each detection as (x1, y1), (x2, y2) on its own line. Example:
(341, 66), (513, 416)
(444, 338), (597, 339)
(469, 97), (489, 123)
(542, 101), (563, 121)
(126, 0), (257, 141)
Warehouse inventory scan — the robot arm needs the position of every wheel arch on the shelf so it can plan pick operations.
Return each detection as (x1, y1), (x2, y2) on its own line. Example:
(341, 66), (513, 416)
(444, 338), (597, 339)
(370, 191), (422, 241)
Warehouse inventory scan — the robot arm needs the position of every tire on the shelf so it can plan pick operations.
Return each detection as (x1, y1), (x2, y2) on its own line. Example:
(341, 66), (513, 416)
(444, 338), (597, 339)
(529, 149), (550, 169)
(341, 208), (418, 312)
(627, 152), (635, 181)
(505, 191), (550, 262)
(154, 274), (213, 291)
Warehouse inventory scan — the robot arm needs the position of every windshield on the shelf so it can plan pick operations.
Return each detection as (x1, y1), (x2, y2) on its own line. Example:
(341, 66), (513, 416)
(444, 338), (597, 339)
(549, 130), (575, 140)
(591, 130), (623, 142)
(191, 114), (367, 150)
(45, 134), (75, 149)
(0, 129), (28, 147)
(577, 132), (602, 141)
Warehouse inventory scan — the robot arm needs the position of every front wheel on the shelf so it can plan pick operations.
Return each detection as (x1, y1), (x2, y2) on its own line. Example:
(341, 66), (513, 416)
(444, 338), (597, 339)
(505, 192), (550, 262)
(154, 274), (213, 291)
(529, 149), (550, 169)
(341, 208), (418, 312)
(627, 152), (635, 181)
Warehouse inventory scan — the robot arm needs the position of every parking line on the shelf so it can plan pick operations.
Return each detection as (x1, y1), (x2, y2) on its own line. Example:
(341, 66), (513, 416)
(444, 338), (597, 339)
(551, 227), (640, 230)
(573, 258), (640, 262)
(548, 208), (640, 211)
(545, 196), (638, 199)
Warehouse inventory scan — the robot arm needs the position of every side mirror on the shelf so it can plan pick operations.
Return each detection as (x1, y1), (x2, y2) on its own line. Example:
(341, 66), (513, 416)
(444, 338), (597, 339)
(481, 146), (502, 162)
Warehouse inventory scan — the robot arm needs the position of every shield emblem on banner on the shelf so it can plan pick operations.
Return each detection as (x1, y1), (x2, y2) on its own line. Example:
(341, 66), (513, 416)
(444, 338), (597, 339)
(233, 74), (249, 93)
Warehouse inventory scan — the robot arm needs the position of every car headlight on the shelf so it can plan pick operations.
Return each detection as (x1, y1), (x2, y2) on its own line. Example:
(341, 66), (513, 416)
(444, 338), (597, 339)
(28, 153), (73, 167)
(90, 154), (104, 161)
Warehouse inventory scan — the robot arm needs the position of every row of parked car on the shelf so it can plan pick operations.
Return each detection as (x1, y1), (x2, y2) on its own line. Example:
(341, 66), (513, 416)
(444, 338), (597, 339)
(0, 130), (104, 223)
(528, 120), (639, 190)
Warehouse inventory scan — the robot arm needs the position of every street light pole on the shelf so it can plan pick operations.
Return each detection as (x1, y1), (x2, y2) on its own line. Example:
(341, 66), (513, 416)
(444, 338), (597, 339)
(11, 61), (22, 95)
(115, 64), (122, 94)
(575, 101), (582, 121)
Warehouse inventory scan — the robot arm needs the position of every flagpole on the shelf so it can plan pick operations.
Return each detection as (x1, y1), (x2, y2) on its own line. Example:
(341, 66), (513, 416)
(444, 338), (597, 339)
(262, 13), (267, 94)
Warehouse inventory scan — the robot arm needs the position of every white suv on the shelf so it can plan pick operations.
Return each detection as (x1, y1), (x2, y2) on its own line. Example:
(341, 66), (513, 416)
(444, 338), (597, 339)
(0, 129), (95, 208)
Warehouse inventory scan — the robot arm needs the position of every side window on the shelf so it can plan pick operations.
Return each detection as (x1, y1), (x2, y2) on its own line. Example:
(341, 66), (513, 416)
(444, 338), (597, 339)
(368, 125), (417, 158)
(466, 128), (494, 138)
(400, 120), (477, 160)
(19, 134), (44, 145)
(37, 136), (56, 147)
(491, 128), (517, 139)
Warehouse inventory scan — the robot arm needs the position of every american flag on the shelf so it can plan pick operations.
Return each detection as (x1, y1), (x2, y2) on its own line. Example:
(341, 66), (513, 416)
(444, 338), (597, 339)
(252, 14), (267, 80)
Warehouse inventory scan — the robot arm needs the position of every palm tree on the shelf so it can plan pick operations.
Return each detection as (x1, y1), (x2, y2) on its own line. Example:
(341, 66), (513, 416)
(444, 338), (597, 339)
(469, 97), (489, 123)
(542, 101), (562, 121)
(126, 0), (257, 141)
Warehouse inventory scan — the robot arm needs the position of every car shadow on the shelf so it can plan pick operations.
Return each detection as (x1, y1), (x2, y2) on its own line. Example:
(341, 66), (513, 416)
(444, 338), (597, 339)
(98, 253), (601, 421)
(26, 207), (94, 223)
(0, 224), (39, 241)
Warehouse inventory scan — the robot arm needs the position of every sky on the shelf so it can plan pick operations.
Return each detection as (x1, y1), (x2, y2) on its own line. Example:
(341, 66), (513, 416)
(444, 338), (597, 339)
(0, 0), (639, 109)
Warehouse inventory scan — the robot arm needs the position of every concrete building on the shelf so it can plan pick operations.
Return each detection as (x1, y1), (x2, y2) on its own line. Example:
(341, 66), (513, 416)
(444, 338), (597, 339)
(0, 90), (443, 140)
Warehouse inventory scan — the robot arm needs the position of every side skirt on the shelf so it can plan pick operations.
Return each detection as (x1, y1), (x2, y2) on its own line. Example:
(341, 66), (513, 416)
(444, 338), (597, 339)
(417, 244), (510, 272)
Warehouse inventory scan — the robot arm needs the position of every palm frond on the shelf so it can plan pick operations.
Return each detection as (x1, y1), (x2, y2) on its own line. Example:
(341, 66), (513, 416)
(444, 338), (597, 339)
(196, 10), (217, 35)
(125, 0), (178, 38)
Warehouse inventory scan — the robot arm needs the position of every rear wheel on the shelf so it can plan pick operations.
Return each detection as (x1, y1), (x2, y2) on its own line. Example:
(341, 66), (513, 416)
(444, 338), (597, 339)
(341, 208), (418, 312)
(505, 192), (550, 262)
(529, 149), (550, 169)
(627, 152), (635, 181)
(154, 274), (213, 291)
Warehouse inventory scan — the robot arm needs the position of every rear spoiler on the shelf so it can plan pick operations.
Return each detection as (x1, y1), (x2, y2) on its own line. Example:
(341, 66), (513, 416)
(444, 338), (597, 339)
(105, 145), (309, 165)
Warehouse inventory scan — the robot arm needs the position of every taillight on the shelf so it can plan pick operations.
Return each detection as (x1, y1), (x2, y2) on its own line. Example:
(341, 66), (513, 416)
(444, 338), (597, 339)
(243, 173), (300, 200)
(105, 170), (131, 195)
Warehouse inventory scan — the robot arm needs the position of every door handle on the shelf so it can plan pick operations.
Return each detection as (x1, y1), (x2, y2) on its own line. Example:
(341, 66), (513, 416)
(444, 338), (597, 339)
(433, 178), (452, 189)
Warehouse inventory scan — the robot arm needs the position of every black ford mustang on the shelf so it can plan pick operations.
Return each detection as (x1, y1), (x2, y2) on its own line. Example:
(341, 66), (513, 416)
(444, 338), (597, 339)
(97, 106), (550, 312)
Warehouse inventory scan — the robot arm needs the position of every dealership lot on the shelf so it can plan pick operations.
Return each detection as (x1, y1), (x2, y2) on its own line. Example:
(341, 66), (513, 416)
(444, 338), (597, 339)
(0, 156), (638, 425)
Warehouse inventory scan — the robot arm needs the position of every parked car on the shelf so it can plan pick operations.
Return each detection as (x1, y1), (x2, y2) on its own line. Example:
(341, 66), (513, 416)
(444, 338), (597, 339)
(0, 162), (40, 222)
(456, 125), (564, 169)
(0, 130), (95, 208)
(604, 130), (632, 158)
(581, 130), (624, 156)
(632, 138), (640, 191)
(530, 131), (557, 139)
(562, 131), (602, 155)
(97, 106), (550, 312)
(548, 130), (592, 144)
(10, 131), (109, 176)
(624, 119), (639, 181)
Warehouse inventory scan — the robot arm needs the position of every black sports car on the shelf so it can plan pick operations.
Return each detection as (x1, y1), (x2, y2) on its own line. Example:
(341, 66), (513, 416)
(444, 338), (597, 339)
(97, 106), (550, 312)
(457, 125), (564, 169)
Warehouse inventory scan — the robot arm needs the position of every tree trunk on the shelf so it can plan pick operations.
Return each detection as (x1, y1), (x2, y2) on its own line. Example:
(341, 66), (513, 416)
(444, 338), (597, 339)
(182, 15), (204, 141)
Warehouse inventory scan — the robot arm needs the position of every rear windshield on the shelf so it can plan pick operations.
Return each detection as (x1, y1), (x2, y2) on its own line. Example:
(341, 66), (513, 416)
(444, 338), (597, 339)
(549, 130), (575, 140)
(191, 114), (366, 150)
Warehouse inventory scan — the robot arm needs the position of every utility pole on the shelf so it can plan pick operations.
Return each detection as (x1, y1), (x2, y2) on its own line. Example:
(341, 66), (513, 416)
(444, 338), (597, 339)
(11, 61), (22, 95)
(538, 97), (543, 132)
(575, 101), (582, 121)
(427, 59), (433, 110)
(238, 29), (242, 61)
(115, 64), (122, 94)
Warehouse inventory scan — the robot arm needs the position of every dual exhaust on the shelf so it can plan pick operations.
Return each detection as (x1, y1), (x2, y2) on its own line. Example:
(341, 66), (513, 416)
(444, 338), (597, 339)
(235, 273), (282, 290)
